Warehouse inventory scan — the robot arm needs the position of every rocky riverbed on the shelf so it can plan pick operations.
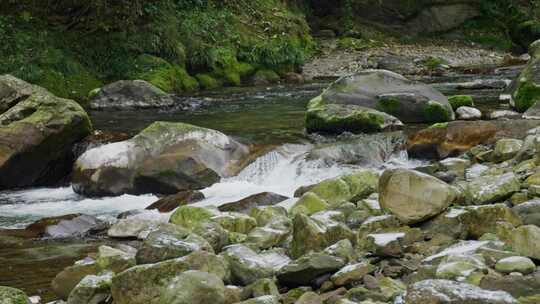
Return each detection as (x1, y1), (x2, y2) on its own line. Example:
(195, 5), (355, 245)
(4, 39), (540, 304)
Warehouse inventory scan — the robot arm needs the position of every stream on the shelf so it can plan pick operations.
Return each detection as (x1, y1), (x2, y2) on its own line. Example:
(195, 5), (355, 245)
(0, 67), (522, 301)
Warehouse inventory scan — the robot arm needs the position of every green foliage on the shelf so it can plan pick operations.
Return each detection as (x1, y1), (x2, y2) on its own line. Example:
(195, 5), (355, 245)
(421, 57), (448, 70)
(337, 37), (382, 51)
(196, 73), (221, 90)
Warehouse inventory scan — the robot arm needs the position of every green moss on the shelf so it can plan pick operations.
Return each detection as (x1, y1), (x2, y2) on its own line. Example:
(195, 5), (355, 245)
(0, 286), (29, 304)
(129, 55), (199, 93)
(423, 101), (453, 122)
(448, 95), (474, 110)
(376, 96), (401, 115)
(337, 37), (382, 51)
(421, 56), (448, 70)
(196, 73), (221, 90)
(514, 80), (540, 112)
(429, 122), (449, 129)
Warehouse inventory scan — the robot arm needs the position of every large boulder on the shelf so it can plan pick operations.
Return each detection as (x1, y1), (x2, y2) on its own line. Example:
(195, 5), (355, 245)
(306, 70), (454, 134)
(510, 41), (540, 113)
(379, 169), (456, 224)
(0, 75), (92, 189)
(405, 279), (517, 304)
(498, 224), (540, 260)
(463, 173), (520, 205)
(89, 80), (175, 110)
(111, 251), (229, 304)
(73, 121), (249, 196)
(408, 120), (540, 159)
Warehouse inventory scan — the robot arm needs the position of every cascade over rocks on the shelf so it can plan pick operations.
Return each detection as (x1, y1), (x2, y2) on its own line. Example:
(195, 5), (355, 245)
(72, 121), (250, 196)
(306, 70), (454, 135)
(0, 75), (92, 189)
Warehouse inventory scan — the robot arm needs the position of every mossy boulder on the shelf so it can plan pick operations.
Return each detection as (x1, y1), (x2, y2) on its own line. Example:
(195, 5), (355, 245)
(159, 271), (226, 304)
(463, 173), (520, 205)
(306, 70), (453, 134)
(0, 286), (30, 304)
(251, 69), (281, 86)
(52, 258), (99, 300)
(448, 95), (474, 110)
(305, 95), (403, 134)
(67, 272), (113, 304)
(89, 80), (175, 110)
(73, 121), (249, 196)
(196, 73), (222, 90)
(111, 251), (230, 304)
(0, 75), (92, 189)
(495, 256), (536, 274)
(169, 206), (218, 230)
(511, 43), (540, 112)
(291, 192), (330, 216)
(129, 55), (198, 93)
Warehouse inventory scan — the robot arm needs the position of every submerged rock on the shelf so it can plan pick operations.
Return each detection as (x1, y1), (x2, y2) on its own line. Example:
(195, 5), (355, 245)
(306, 70), (453, 135)
(218, 192), (289, 214)
(405, 279), (517, 304)
(0, 75), (92, 189)
(379, 169), (456, 224)
(145, 190), (204, 212)
(73, 121), (249, 196)
(89, 80), (175, 110)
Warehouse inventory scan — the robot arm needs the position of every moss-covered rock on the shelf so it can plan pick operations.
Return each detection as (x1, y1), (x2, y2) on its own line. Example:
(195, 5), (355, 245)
(0, 286), (30, 304)
(169, 206), (218, 230)
(196, 73), (222, 90)
(67, 272), (113, 304)
(0, 75), (92, 189)
(159, 271), (226, 304)
(448, 95), (474, 110)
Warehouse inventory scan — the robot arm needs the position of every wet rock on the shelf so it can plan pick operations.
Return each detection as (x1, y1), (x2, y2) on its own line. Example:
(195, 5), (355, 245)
(448, 95), (474, 110)
(294, 291), (323, 304)
(212, 212), (257, 234)
(169, 205), (218, 230)
(330, 262), (374, 286)
(510, 46), (540, 112)
(244, 278), (280, 298)
(489, 110), (521, 120)
(376, 55), (418, 75)
(498, 224), (540, 259)
(96, 245), (136, 273)
(277, 252), (345, 287)
(246, 226), (290, 249)
(0, 75), (92, 189)
(463, 173), (520, 205)
(192, 220), (229, 252)
(2, 214), (106, 239)
(73, 121), (249, 196)
(493, 138), (523, 162)
(290, 213), (354, 259)
(480, 271), (540, 298)
(67, 272), (112, 304)
(435, 254), (487, 280)
(379, 169), (456, 224)
(107, 219), (161, 239)
(0, 286), (30, 304)
(284, 72), (304, 84)
(362, 228), (423, 257)
(52, 258), (99, 300)
(89, 80), (175, 110)
(218, 192), (289, 214)
(145, 190), (204, 212)
(495, 256), (536, 274)
(405, 279), (517, 304)
(512, 200), (540, 226)
(456, 106), (482, 120)
(222, 244), (277, 285)
(136, 224), (213, 264)
(238, 295), (279, 304)
(111, 251), (229, 304)
(159, 270), (226, 304)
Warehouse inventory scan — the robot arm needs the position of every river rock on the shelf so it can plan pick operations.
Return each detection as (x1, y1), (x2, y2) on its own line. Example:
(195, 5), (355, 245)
(52, 257), (99, 300)
(136, 224), (213, 264)
(463, 172), (520, 205)
(111, 251), (229, 304)
(331, 262), (375, 286)
(73, 121), (249, 196)
(159, 270), (226, 304)
(290, 213), (354, 259)
(169, 205), (218, 230)
(90, 80), (175, 110)
(218, 192), (289, 213)
(223, 244), (277, 285)
(495, 256), (536, 274)
(2, 214), (107, 239)
(145, 190), (204, 212)
(480, 271), (540, 298)
(307, 70), (453, 134)
(510, 43), (540, 112)
(67, 272), (112, 304)
(0, 75), (92, 189)
(490, 110), (522, 120)
(405, 279), (517, 304)
(456, 106), (482, 120)
(435, 253), (487, 280)
(448, 95), (474, 110)
(512, 200), (540, 226)
(238, 295), (280, 304)
(493, 138), (523, 162)
(107, 219), (161, 239)
(0, 286), (30, 304)
(379, 169), (455, 224)
(277, 252), (346, 287)
(498, 224), (540, 260)
(212, 212), (257, 234)
(96, 245), (136, 273)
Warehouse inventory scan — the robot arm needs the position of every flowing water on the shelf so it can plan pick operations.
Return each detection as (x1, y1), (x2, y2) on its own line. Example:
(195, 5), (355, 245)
(0, 70), (518, 301)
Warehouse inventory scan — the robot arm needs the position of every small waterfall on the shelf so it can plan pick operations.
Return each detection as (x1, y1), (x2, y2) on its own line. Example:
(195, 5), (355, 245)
(199, 132), (425, 207)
